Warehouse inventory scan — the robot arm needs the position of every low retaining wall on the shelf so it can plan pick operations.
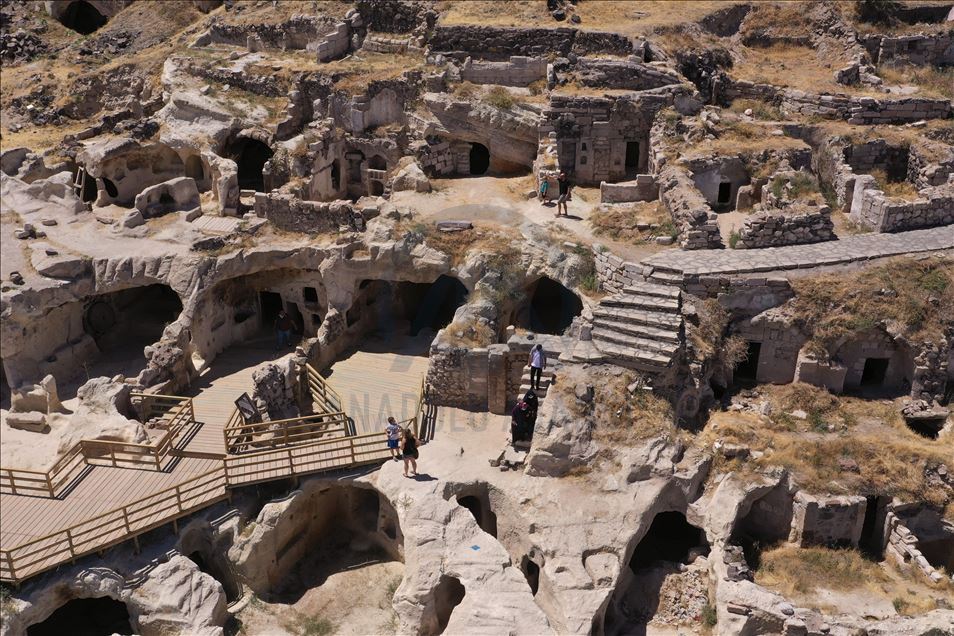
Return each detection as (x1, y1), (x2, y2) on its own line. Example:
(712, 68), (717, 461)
(789, 492), (867, 548)
(736, 207), (835, 249)
(599, 175), (658, 203)
(870, 32), (954, 66)
(573, 58), (681, 91)
(460, 55), (547, 87)
(658, 164), (723, 250)
(850, 183), (954, 232)
(255, 194), (372, 233)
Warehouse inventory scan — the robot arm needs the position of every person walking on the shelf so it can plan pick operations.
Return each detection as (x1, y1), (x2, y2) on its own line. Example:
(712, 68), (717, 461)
(385, 416), (401, 461)
(511, 399), (529, 444)
(401, 426), (420, 477)
(274, 309), (297, 350)
(556, 172), (571, 217)
(538, 177), (549, 203)
(528, 343), (546, 391)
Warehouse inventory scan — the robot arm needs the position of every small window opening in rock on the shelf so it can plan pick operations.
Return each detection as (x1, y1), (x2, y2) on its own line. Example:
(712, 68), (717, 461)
(469, 142), (490, 175)
(521, 555), (540, 596)
(717, 181), (732, 205)
(369, 180), (385, 196)
(860, 357), (890, 387)
(102, 177), (118, 198)
(580, 156), (588, 165)
(58, 0), (108, 35)
(581, 142), (588, 152)
(734, 341), (761, 382)
(303, 286), (318, 304)
(369, 155), (387, 171)
(433, 575), (466, 635)
(27, 596), (133, 636)
(311, 313), (322, 325)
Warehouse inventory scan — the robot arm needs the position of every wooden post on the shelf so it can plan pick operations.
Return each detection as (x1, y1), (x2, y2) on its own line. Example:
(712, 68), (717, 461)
(154, 448), (162, 471)
(65, 529), (77, 562)
(4, 552), (16, 583)
(45, 473), (54, 498)
(174, 485), (184, 513)
(7, 470), (17, 496)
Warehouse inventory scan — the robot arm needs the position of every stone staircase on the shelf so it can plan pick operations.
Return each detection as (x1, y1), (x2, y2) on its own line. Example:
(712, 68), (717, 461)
(591, 281), (683, 374)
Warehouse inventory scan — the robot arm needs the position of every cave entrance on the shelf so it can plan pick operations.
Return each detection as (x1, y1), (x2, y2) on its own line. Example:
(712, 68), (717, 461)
(717, 181), (732, 206)
(518, 277), (583, 335)
(521, 556), (540, 596)
(102, 177), (118, 198)
(76, 168), (97, 202)
(259, 291), (284, 327)
(369, 180), (385, 196)
(188, 550), (242, 603)
(185, 155), (204, 181)
(358, 276), (468, 337)
(231, 138), (273, 192)
(57, 1), (108, 35)
(433, 575), (466, 635)
(730, 488), (794, 570)
(27, 597), (133, 636)
(629, 511), (709, 571)
(456, 493), (497, 537)
(83, 284), (182, 353)
(859, 495), (890, 559)
(469, 142), (490, 175)
(330, 159), (341, 190)
(625, 141), (640, 176)
(407, 275), (468, 336)
(734, 341), (761, 382)
(860, 357), (889, 388)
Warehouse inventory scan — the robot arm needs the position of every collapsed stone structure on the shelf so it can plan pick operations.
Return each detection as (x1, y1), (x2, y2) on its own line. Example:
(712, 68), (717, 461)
(1, 0), (952, 634)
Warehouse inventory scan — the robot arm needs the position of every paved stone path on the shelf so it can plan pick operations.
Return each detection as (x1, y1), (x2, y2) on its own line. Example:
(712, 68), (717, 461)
(642, 226), (954, 276)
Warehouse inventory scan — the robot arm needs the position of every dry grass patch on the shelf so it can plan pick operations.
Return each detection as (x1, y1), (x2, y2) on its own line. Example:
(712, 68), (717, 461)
(730, 44), (874, 95)
(788, 256), (953, 358)
(687, 121), (809, 157)
(590, 201), (673, 244)
(869, 168), (921, 201)
(757, 546), (886, 596)
(740, 3), (814, 38)
(443, 319), (495, 348)
(401, 220), (517, 268)
(728, 99), (783, 121)
(325, 52), (424, 93)
(878, 64), (954, 99)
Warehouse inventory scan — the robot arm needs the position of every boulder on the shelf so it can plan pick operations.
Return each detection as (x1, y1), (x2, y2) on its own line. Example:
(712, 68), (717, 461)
(11, 374), (63, 413)
(525, 391), (596, 476)
(6, 411), (48, 432)
(60, 377), (146, 451)
(134, 177), (200, 218)
(127, 556), (228, 636)
(391, 162), (431, 193)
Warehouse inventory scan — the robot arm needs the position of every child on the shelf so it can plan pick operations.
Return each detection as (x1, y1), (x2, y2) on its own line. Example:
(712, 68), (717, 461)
(385, 416), (401, 461)
(538, 177), (549, 203)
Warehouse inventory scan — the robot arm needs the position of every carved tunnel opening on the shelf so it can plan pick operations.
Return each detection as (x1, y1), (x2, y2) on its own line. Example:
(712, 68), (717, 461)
(432, 575), (466, 635)
(603, 511), (710, 635)
(187, 550), (243, 604)
(26, 596), (133, 636)
(730, 487), (794, 570)
(353, 276), (468, 337)
(469, 142), (490, 175)
(521, 555), (541, 596)
(231, 138), (273, 192)
(57, 1), (108, 35)
(456, 492), (498, 538)
(515, 276), (583, 335)
(83, 284), (183, 354)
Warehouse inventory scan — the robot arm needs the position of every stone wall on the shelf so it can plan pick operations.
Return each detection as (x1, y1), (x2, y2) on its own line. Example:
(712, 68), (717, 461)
(459, 56), (547, 87)
(425, 342), (491, 411)
(657, 164), (724, 250)
(884, 503), (954, 584)
(316, 22), (351, 62)
(592, 246), (645, 293)
(735, 206), (835, 249)
(789, 492), (867, 548)
(254, 193), (372, 233)
(413, 139), (457, 176)
(872, 33), (954, 66)
(205, 16), (332, 50)
(843, 139), (909, 177)
(599, 175), (658, 203)
(850, 183), (954, 232)
(355, 0), (434, 34)
(908, 142), (954, 188)
(429, 25), (635, 61)
(570, 58), (682, 91)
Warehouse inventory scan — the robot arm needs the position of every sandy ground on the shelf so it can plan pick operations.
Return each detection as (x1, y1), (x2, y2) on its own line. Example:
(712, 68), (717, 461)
(390, 175), (666, 263)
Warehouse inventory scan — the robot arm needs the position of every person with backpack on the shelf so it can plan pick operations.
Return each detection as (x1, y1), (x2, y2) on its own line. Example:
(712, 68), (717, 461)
(528, 343), (546, 391)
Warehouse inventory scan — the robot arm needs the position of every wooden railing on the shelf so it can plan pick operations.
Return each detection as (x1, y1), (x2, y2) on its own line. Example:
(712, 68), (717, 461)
(223, 410), (350, 454)
(0, 468), (227, 584)
(224, 432), (390, 487)
(0, 395), (195, 498)
(304, 363), (343, 413)
(0, 443), (87, 498)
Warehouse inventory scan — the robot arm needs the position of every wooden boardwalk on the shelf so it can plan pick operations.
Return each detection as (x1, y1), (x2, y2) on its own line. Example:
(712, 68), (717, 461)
(0, 337), (429, 584)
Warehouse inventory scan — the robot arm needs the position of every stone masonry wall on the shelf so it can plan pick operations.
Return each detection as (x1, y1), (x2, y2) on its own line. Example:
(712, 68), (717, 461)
(736, 206), (835, 249)
(254, 194), (370, 233)
(425, 341), (490, 411)
(851, 184), (954, 232)
(572, 58), (682, 91)
(884, 503), (954, 584)
(429, 25), (635, 61)
(908, 143), (954, 188)
(658, 164), (724, 250)
(789, 492), (867, 548)
(874, 33), (954, 66)
(460, 56), (547, 87)
(592, 246), (645, 293)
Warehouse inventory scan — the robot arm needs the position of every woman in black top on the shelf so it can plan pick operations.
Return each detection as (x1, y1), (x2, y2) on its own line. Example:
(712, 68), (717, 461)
(402, 427), (419, 477)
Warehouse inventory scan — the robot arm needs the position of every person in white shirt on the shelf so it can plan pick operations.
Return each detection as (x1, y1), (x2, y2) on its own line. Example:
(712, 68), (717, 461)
(528, 344), (546, 391)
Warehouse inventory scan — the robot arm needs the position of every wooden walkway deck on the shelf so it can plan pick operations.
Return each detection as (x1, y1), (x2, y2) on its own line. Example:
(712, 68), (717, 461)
(0, 338), (429, 584)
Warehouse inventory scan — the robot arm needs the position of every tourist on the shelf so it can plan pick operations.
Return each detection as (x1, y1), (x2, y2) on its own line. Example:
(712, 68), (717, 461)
(385, 416), (401, 461)
(274, 309), (297, 349)
(538, 176), (549, 203)
(556, 172), (571, 217)
(401, 426), (420, 477)
(511, 399), (529, 443)
(528, 343), (546, 390)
